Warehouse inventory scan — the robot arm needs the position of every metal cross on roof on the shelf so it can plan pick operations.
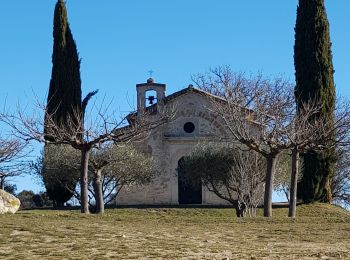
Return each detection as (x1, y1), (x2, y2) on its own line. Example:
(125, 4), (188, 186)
(148, 69), (154, 78)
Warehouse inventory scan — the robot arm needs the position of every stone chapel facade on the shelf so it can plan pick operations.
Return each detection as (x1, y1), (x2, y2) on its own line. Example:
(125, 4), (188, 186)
(116, 78), (230, 205)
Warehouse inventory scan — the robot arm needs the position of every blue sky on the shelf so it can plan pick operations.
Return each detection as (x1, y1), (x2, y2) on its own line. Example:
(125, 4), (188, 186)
(1, 1), (349, 196)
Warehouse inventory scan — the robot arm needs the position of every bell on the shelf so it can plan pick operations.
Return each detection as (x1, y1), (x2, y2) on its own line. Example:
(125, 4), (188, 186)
(148, 95), (155, 104)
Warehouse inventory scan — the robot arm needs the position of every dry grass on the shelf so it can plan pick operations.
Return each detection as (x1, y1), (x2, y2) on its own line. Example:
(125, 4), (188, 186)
(0, 203), (349, 259)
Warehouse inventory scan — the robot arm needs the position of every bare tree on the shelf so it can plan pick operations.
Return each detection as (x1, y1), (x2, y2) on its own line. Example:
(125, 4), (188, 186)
(332, 148), (350, 209)
(1, 96), (173, 214)
(287, 100), (350, 217)
(228, 148), (265, 217)
(0, 136), (28, 190)
(194, 66), (350, 217)
(180, 143), (265, 217)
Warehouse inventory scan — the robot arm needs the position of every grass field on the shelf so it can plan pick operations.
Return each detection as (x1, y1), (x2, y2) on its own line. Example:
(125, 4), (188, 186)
(0, 204), (349, 259)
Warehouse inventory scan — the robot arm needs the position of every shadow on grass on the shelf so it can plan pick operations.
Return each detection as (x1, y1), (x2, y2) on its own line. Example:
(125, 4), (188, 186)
(21, 201), (300, 211)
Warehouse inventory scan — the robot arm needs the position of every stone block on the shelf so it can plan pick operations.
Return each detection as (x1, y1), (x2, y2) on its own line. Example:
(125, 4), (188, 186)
(0, 189), (21, 214)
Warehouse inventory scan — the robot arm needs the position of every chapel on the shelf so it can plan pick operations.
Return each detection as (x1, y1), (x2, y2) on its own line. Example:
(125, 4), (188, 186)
(116, 78), (230, 205)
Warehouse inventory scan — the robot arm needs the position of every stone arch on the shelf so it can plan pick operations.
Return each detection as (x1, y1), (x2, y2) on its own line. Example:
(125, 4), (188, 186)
(166, 107), (226, 139)
(136, 80), (166, 112)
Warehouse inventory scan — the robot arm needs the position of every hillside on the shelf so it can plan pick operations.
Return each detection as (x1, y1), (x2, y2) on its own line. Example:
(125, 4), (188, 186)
(0, 204), (349, 259)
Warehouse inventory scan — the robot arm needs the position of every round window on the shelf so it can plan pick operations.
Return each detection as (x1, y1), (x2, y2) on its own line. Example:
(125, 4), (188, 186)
(183, 122), (195, 133)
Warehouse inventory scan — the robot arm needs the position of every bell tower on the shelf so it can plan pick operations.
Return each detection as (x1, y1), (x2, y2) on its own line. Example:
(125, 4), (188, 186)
(136, 78), (166, 113)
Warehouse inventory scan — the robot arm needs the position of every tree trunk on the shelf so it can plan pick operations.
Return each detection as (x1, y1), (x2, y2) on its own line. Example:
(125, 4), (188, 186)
(93, 169), (104, 214)
(232, 200), (244, 218)
(289, 147), (299, 218)
(52, 200), (63, 209)
(264, 154), (278, 217)
(0, 177), (4, 190)
(234, 204), (245, 218)
(322, 174), (333, 203)
(80, 149), (90, 214)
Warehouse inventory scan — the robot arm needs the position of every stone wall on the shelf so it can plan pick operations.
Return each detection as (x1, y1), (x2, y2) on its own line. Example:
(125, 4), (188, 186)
(116, 91), (231, 205)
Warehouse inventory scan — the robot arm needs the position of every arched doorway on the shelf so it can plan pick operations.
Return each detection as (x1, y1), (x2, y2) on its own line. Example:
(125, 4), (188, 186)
(177, 157), (202, 204)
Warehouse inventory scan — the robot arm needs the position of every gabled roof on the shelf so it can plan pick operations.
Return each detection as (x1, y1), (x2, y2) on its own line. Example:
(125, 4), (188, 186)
(126, 85), (263, 126)
(162, 86), (225, 103)
(126, 86), (225, 124)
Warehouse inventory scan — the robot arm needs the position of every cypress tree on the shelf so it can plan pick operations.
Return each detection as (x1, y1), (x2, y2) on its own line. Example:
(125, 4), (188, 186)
(46, 0), (81, 128)
(294, 0), (336, 203)
(44, 0), (82, 206)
